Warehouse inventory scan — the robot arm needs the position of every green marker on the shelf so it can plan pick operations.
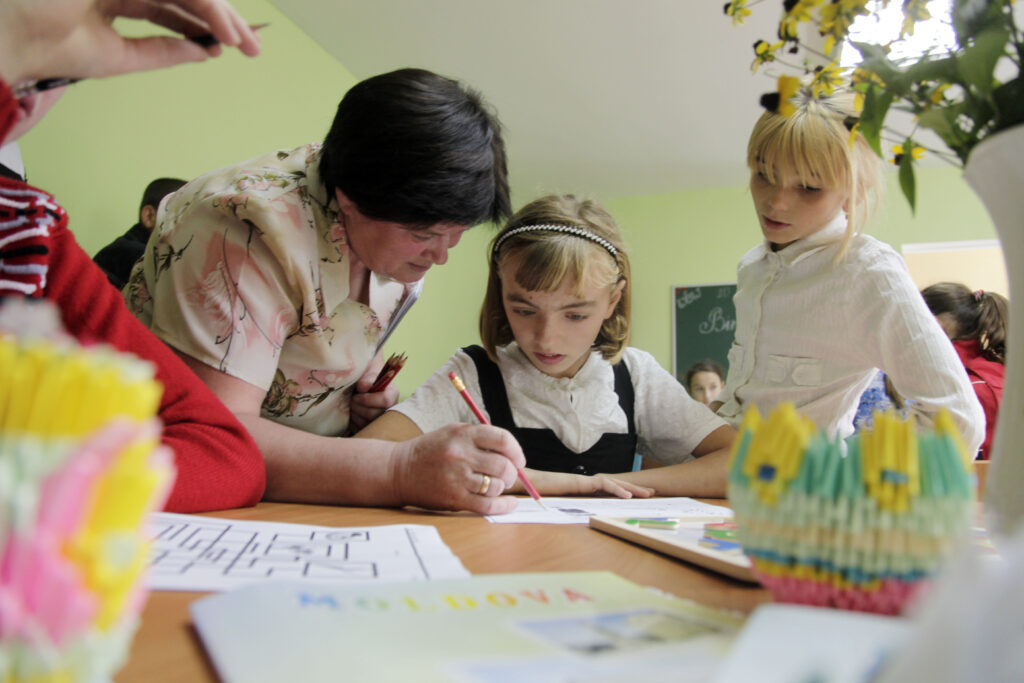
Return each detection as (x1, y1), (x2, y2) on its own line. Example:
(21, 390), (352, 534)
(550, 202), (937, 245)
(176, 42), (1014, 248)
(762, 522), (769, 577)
(625, 518), (680, 529)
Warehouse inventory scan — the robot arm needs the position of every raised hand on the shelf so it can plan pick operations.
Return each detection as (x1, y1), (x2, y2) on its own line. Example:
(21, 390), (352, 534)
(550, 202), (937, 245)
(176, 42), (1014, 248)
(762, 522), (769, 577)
(0, 0), (261, 88)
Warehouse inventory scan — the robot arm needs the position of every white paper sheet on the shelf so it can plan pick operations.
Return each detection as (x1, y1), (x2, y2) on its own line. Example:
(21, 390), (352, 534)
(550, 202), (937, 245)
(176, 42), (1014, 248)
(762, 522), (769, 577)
(146, 512), (469, 592)
(486, 497), (733, 524)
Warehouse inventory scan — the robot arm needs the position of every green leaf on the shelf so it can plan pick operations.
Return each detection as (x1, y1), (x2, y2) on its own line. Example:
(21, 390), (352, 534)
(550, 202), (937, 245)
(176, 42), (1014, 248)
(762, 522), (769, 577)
(850, 41), (889, 63)
(859, 87), (894, 158)
(965, 98), (996, 139)
(953, 0), (1005, 44)
(917, 106), (971, 162)
(851, 41), (906, 87)
(905, 55), (962, 86)
(898, 147), (917, 214)
(992, 77), (1024, 131)
(957, 26), (1011, 96)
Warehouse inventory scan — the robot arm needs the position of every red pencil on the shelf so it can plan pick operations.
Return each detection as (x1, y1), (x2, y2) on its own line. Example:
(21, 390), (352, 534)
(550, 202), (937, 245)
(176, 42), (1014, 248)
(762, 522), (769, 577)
(448, 371), (546, 508)
(369, 352), (406, 393)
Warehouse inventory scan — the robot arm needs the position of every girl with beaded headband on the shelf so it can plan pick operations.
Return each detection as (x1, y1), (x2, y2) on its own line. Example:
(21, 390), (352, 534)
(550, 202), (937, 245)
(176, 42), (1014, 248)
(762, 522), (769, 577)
(358, 194), (735, 498)
(713, 84), (984, 452)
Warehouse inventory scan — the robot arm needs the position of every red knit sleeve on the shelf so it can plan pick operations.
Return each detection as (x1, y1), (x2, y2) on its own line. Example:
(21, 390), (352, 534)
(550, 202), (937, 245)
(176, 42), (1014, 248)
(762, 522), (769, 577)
(1, 80), (18, 144)
(3, 76), (263, 510)
(45, 216), (266, 511)
(972, 378), (1000, 460)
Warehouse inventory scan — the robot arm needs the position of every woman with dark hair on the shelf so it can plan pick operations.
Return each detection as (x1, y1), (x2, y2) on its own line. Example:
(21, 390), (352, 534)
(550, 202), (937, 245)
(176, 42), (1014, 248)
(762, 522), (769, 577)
(922, 283), (1008, 459)
(128, 68), (526, 513)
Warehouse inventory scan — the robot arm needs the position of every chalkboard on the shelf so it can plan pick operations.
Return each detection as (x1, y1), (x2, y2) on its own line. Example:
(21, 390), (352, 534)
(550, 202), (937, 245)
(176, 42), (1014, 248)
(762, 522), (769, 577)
(672, 283), (737, 384)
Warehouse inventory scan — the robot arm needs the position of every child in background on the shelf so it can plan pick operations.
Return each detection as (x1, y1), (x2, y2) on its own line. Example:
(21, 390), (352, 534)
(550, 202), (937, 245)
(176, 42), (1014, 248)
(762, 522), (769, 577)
(685, 359), (725, 406)
(358, 194), (734, 498)
(922, 283), (1007, 459)
(713, 86), (984, 452)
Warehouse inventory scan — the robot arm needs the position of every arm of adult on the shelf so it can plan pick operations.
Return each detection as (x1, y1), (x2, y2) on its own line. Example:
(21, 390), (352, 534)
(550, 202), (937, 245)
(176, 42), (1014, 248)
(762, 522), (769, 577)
(0, 0), (260, 89)
(183, 356), (526, 514)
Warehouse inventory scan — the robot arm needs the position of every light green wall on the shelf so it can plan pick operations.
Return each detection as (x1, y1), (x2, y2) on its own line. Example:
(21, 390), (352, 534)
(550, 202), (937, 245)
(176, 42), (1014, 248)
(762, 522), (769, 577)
(14, 3), (997, 397)
(18, 0), (356, 257)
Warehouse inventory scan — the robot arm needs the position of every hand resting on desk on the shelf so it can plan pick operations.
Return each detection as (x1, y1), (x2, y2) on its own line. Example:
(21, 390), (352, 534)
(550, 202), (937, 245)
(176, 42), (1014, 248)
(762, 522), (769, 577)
(506, 469), (655, 499)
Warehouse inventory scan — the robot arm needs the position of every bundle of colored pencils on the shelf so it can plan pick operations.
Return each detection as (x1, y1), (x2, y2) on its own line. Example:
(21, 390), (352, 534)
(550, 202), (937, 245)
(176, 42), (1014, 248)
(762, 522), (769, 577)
(369, 352), (407, 393)
(727, 403), (974, 615)
(0, 301), (175, 682)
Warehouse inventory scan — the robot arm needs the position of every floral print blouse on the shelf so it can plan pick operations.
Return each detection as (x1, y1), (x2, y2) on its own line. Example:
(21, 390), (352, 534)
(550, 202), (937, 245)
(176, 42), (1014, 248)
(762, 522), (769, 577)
(126, 144), (416, 436)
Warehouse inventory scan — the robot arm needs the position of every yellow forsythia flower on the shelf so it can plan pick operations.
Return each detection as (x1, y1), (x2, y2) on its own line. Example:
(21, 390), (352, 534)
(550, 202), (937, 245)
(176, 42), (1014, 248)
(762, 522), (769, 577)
(723, 0), (752, 26)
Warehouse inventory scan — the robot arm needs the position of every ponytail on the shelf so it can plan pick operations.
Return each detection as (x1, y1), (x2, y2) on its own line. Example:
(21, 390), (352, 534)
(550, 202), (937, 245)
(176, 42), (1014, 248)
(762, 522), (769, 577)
(921, 283), (1008, 364)
(975, 290), (1008, 363)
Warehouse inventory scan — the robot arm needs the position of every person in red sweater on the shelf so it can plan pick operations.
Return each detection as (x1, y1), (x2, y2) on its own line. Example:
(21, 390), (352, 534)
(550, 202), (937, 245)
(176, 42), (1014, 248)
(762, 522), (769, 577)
(922, 282), (1008, 460)
(0, 0), (266, 511)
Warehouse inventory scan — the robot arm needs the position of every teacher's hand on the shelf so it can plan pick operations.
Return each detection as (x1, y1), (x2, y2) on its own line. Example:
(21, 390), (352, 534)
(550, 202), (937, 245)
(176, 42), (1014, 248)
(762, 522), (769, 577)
(0, 0), (261, 88)
(390, 423), (526, 515)
(348, 377), (400, 431)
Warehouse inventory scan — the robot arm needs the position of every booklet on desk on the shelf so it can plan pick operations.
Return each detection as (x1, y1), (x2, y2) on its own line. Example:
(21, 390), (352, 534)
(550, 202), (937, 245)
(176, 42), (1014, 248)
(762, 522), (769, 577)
(191, 571), (744, 683)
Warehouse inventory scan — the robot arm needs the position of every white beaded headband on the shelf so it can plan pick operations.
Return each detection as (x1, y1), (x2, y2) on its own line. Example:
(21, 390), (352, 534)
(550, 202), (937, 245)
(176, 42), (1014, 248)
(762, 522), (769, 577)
(492, 224), (618, 260)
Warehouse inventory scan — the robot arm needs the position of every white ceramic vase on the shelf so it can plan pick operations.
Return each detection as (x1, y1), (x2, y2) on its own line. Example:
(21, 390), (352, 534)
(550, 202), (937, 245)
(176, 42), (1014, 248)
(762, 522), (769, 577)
(962, 124), (1024, 536)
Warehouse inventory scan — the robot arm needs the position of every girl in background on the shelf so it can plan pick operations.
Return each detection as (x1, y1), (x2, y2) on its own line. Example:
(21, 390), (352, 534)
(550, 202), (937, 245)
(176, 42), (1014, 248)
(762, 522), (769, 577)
(685, 359), (726, 406)
(922, 283), (1007, 458)
(358, 194), (734, 498)
(714, 86), (984, 452)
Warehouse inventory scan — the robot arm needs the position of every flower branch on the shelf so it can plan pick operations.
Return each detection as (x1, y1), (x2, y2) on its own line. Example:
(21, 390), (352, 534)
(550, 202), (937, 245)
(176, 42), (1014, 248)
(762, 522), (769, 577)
(725, 0), (1024, 212)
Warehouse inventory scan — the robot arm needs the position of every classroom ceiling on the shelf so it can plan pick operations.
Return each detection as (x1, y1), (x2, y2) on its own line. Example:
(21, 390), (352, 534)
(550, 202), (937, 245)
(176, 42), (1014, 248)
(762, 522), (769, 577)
(269, 0), (787, 202)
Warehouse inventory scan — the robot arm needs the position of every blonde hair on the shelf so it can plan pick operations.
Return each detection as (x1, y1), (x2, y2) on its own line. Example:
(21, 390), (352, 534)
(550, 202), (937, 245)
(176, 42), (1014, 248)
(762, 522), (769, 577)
(747, 88), (882, 259)
(480, 194), (631, 363)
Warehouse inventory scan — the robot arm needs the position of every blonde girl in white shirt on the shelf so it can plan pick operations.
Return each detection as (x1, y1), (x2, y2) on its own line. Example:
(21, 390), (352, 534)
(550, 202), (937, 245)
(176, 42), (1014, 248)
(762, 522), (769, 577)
(358, 194), (735, 499)
(713, 87), (984, 452)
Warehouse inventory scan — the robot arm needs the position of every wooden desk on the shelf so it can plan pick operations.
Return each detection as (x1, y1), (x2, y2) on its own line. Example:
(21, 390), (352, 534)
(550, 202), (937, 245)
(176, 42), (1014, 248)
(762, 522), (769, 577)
(115, 502), (771, 682)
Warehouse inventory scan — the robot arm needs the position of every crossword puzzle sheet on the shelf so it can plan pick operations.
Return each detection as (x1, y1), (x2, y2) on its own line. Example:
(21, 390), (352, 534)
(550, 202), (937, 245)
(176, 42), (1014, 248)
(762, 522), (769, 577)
(147, 513), (470, 592)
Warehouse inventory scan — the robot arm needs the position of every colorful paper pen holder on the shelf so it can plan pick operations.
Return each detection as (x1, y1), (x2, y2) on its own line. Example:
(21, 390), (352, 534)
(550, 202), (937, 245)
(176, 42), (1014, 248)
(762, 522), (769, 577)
(0, 301), (175, 682)
(727, 403), (975, 615)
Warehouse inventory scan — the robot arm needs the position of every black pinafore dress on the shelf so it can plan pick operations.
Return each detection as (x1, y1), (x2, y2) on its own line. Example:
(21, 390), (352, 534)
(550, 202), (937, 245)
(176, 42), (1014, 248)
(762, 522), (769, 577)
(462, 345), (639, 475)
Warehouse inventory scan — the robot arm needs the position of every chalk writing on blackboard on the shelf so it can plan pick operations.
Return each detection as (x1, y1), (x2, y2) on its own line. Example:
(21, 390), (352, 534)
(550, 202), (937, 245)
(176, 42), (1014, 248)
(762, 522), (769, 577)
(698, 307), (735, 335)
(672, 283), (737, 381)
(676, 287), (702, 310)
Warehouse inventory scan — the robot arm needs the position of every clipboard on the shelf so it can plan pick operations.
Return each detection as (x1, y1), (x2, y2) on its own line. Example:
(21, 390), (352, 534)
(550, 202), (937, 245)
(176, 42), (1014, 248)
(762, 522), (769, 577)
(589, 516), (757, 583)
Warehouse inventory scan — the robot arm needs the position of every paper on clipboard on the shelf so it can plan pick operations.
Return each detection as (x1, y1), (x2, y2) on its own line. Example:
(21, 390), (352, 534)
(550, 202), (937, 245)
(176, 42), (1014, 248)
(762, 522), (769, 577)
(589, 515), (757, 583)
